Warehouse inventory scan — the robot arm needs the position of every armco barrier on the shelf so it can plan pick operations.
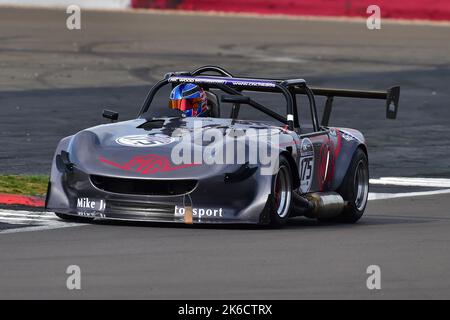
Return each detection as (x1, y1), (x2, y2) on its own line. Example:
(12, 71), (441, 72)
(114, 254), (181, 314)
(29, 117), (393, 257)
(131, 0), (450, 21)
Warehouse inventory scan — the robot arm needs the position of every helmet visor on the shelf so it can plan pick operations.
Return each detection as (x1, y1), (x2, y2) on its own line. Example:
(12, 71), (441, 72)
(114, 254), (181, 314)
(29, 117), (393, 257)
(169, 97), (203, 111)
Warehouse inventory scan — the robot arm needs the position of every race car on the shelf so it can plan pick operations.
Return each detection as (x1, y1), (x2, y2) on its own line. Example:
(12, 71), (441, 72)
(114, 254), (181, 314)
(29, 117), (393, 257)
(45, 66), (400, 227)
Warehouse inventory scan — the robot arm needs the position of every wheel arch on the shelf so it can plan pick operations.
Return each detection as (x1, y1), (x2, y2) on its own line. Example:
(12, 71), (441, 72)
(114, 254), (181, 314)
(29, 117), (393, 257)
(358, 144), (368, 159)
(331, 141), (368, 191)
(280, 150), (300, 190)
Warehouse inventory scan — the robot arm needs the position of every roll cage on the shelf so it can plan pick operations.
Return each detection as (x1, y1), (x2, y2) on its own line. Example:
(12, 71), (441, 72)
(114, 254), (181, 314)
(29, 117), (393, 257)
(138, 66), (400, 132)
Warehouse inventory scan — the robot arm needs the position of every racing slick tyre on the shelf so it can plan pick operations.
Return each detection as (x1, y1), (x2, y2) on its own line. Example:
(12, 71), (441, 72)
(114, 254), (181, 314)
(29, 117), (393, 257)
(55, 212), (94, 223)
(334, 148), (369, 223)
(267, 155), (294, 227)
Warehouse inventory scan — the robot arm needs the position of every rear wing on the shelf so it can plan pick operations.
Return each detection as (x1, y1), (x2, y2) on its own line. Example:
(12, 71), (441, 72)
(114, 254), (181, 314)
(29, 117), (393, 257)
(297, 86), (401, 126)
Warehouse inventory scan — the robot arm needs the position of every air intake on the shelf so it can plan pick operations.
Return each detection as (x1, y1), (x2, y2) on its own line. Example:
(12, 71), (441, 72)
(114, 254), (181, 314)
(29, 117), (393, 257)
(90, 175), (197, 196)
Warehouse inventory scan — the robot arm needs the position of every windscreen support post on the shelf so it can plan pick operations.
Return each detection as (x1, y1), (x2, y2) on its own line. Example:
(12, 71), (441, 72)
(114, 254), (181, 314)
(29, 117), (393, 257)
(321, 96), (334, 127)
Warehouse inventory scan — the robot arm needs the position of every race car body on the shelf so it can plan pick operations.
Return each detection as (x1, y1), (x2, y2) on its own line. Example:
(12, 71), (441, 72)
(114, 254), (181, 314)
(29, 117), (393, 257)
(46, 66), (400, 226)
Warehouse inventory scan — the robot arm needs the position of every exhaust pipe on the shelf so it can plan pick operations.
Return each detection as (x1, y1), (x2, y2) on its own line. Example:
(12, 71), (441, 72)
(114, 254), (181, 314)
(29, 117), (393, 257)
(296, 192), (345, 219)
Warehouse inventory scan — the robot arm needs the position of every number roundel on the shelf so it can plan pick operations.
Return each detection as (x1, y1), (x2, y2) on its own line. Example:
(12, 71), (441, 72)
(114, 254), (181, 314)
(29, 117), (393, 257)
(299, 138), (314, 193)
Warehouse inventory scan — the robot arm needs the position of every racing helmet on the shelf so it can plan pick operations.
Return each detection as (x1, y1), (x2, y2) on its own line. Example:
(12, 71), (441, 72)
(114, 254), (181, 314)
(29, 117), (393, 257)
(169, 83), (208, 117)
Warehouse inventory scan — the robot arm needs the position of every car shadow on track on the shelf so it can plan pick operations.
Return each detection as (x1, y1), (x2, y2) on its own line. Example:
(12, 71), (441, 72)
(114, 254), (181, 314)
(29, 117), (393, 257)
(79, 214), (433, 231)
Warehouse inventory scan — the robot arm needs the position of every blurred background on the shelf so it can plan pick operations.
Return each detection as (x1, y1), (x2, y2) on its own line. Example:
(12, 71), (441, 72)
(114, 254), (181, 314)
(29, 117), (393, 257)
(0, 0), (449, 178)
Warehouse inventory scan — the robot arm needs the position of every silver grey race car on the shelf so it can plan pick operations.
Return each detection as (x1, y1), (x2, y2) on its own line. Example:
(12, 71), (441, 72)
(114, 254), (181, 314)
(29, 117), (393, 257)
(46, 66), (399, 226)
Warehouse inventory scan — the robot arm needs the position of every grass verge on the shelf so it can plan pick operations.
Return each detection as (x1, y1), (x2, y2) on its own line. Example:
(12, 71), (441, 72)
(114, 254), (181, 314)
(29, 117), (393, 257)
(0, 175), (49, 196)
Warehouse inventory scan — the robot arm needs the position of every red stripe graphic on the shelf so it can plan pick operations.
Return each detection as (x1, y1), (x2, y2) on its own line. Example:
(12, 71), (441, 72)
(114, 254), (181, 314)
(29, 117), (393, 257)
(0, 193), (45, 208)
(99, 154), (199, 174)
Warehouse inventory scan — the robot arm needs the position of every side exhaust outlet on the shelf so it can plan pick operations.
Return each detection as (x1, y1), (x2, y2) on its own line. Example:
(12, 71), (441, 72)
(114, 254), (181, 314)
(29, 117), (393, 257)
(304, 192), (345, 219)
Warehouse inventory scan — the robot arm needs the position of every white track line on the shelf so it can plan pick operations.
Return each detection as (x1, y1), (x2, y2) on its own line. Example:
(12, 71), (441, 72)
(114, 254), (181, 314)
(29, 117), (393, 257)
(0, 216), (59, 223)
(0, 209), (55, 216)
(0, 209), (86, 234)
(369, 177), (450, 200)
(370, 177), (450, 188)
(0, 223), (85, 235)
(369, 189), (450, 201)
(0, 212), (60, 219)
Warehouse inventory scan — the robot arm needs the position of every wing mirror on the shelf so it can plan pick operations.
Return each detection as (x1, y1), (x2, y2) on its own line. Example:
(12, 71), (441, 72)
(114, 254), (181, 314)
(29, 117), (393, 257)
(102, 109), (119, 122)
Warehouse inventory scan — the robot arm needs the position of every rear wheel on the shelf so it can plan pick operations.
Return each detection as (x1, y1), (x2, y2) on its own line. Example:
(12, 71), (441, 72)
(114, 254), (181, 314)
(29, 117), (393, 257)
(335, 148), (369, 223)
(55, 212), (94, 223)
(268, 156), (293, 227)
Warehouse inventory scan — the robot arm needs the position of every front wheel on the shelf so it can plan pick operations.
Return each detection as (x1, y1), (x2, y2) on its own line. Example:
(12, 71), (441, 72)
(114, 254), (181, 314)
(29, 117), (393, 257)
(335, 148), (369, 223)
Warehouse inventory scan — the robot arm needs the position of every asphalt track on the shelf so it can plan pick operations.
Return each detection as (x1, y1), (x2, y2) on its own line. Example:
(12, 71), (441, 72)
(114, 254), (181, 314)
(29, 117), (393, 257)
(0, 7), (450, 299)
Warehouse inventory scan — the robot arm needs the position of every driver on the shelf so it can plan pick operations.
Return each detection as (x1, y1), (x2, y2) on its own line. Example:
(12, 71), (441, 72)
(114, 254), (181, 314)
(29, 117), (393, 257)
(169, 83), (210, 117)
